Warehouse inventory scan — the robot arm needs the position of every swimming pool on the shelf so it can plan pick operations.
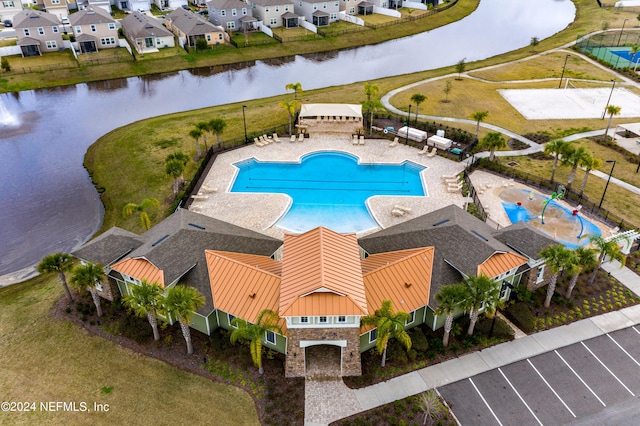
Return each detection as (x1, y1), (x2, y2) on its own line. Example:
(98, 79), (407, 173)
(230, 151), (426, 233)
(500, 189), (601, 249)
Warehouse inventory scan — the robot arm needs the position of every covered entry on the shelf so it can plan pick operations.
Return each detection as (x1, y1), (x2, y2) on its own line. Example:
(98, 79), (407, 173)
(77, 34), (98, 53)
(302, 341), (345, 378)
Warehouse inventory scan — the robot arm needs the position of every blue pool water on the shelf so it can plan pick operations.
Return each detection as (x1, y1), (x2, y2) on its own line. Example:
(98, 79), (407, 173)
(231, 151), (426, 233)
(501, 190), (601, 249)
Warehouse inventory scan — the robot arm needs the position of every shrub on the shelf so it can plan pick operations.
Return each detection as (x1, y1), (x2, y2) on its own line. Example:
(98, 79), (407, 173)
(410, 328), (429, 352)
(1, 57), (10, 72)
(504, 303), (534, 332)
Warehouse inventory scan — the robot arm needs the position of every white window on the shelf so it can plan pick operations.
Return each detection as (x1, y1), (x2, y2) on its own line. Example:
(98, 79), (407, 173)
(242, 7), (247, 15)
(536, 265), (545, 283)
(406, 311), (415, 325)
(300, 316), (309, 323)
(312, 3), (317, 9)
(337, 315), (346, 323)
(228, 313), (237, 327)
(38, 27), (44, 35)
(323, 2), (327, 8)
(275, 5), (279, 11)
(226, 21), (235, 29)
(75, 26), (82, 34)
(299, 1), (302, 5)
(100, 37), (116, 45)
(284, 5), (289, 10)
(45, 40), (57, 49)
(369, 328), (377, 342)
(108, 23), (116, 30)
(349, 6), (354, 13)
(220, 9), (226, 15)
(269, 17), (277, 25)
(206, 34), (211, 41)
(52, 26), (58, 33)
(51, 0), (60, 3)
(2, 1), (15, 6)
(330, 12), (336, 19)
(90, 24), (96, 32)
(232, 8), (237, 15)
(319, 316), (327, 323)
(334, 0), (338, 5)
(265, 330), (276, 344)
(218, 33), (223, 40)
(23, 28), (30, 36)
(265, 6), (269, 12)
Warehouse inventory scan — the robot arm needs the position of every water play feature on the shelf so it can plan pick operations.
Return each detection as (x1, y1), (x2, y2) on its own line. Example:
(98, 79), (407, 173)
(500, 188), (601, 249)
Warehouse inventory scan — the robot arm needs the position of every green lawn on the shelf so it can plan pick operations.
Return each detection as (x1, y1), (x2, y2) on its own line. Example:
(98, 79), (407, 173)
(0, 276), (260, 426)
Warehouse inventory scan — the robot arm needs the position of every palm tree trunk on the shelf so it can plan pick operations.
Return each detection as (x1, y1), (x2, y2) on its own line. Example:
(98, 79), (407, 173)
(489, 150), (496, 161)
(381, 343), (387, 368)
(88, 287), (102, 317)
(216, 134), (221, 146)
(566, 273), (580, 299)
(550, 158), (559, 182)
(148, 312), (160, 341)
(415, 105), (419, 123)
(588, 255), (605, 286)
(475, 122), (480, 140)
(259, 364), (264, 375)
(605, 115), (613, 140)
(467, 310), (479, 336)
(567, 166), (577, 189)
(369, 110), (374, 135)
(544, 274), (559, 308)
(173, 178), (180, 195)
(195, 138), (201, 158)
(179, 321), (193, 355)
(289, 114), (292, 135)
(443, 314), (453, 347)
(580, 171), (590, 194)
(59, 272), (74, 303)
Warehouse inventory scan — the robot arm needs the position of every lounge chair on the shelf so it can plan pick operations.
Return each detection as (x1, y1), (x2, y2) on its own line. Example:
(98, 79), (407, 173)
(426, 147), (437, 158)
(290, 135), (296, 142)
(317, 116), (321, 123)
(391, 208), (405, 217)
(352, 135), (359, 145)
(394, 205), (411, 214)
(417, 145), (429, 155)
(359, 135), (365, 145)
(389, 137), (399, 147)
(442, 173), (458, 180)
(200, 185), (217, 193)
(191, 194), (208, 200)
(298, 133), (304, 142)
(273, 133), (281, 143)
(447, 187), (461, 193)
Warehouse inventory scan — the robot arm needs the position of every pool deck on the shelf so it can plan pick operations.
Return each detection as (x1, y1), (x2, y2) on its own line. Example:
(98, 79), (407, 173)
(190, 133), (467, 239)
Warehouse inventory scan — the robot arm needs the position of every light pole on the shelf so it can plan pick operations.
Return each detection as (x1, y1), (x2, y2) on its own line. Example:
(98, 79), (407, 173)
(598, 160), (616, 209)
(601, 80), (616, 120)
(406, 104), (411, 144)
(242, 105), (248, 144)
(558, 54), (570, 88)
(488, 281), (514, 338)
(617, 19), (628, 47)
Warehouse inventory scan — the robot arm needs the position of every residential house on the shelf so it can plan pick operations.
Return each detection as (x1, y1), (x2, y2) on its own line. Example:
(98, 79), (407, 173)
(69, 7), (119, 53)
(77, 0), (112, 14)
(246, 0), (295, 28)
(13, 10), (64, 57)
(0, 0), (23, 24)
(207, 0), (256, 32)
(165, 8), (228, 47)
(152, 0), (188, 11)
(41, 0), (69, 22)
(115, 0), (152, 14)
(338, 0), (361, 16)
(294, 0), (339, 27)
(189, 0), (207, 8)
(121, 11), (175, 52)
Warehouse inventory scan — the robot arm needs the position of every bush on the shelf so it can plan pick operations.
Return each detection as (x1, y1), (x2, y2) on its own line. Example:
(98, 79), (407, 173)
(1, 57), (10, 72)
(409, 328), (429, 352)
(505, 303), (535, 332)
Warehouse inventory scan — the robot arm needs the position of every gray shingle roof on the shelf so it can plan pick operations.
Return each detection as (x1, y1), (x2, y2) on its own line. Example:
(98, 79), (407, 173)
(358, 205), (514, 307)
(121, 11), (173, 39)
(69, 7), (115, 26)
(14, 10), (60, 29)
(166, 8), (223, 36)
(250, 0), (294, 7)
(492, 221), (558, 260)
(207, 0), (248, 10)
(72, 227), (144, 267)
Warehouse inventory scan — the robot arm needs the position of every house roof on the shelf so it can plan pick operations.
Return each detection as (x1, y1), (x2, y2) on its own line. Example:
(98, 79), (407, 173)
(250, 0), (293, 6)
(492, 221), (558, 260)
(166, 8), (224, 36)
(121, 11), (173, 39)
(207, 0), (248, 10)
(69, 7), (115, 26)
(14, 10), (59, 28)
(312, 10), (329, 17)
(111, 257), (165, 286)
(280, 227), (367, 317)
(358, 205), (527, 307)
(17, 37), (41, 46)
(71, 227), (143, 267)
(299, 103), (363, 119)
(76, 33), (97, 42)
(281, 11), (298, 18)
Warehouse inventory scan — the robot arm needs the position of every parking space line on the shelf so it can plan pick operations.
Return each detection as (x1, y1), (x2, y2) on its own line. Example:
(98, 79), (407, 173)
(607, 334), (640, 368)
(526, 359), (576, 418)
(633, 326), (640, 336)
(468, 377), (503, 426)
(581, 341), (635, 396)
(554, 350), (606, 407)
(497, 368), (543, 425)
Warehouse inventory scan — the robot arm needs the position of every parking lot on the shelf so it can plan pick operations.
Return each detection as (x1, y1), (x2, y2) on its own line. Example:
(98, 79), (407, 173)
(439, 326), (640, 425)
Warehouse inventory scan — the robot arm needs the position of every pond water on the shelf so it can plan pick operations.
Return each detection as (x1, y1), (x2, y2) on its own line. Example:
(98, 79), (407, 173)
(0, 0), (576, 283)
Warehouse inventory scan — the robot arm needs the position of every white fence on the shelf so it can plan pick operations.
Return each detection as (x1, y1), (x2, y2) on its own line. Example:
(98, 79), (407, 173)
(373, 6), (401, 17)
(338, 11), (364, 26)
(403, 0), (427, 10)
(259, 22), (273, 37)
(299, 19), (317, 33)
(0, 46), (22, 57)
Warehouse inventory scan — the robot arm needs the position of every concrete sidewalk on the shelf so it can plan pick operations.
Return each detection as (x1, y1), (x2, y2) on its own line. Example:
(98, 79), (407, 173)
(313, 262), (640, 425)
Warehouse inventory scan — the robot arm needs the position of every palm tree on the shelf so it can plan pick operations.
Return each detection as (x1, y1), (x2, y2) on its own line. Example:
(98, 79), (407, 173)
(530, 36), (539, 52)
(587, 234), (627, 286)
(208, 118), (227, 147)
(410, 93), (426, 123)
(579, 154), (602, 195)
(166, 158), (186, 195)
(471, 110), (488, 140)
(279, 99), (300, 135)
(123, 279), (164, 341)
(123, 198), (161, 230)
(565, 247), (598, 299)
(196, 121), (211, 150)
(604, 104), (621, 141)
(479, 132), (506, 161)
(360, 300), (412, 367)
(435, 283), (468, 347)
(562, 145), (590, 190)
(455, 58), (466, 80)
(161, 285), (205, 355)
(285, 82), (303, 99)
(363, 82), (381, 135)
(70, 261), (105, 317)
(230, 309), (282, 374)
(461, 275), (500, 336)
(630, 44), (639, 71)
(37, 252), (74, 303)
(539, 244), (573, 308)
(544, 139), (571, 183)
(189, 128), (203, 158)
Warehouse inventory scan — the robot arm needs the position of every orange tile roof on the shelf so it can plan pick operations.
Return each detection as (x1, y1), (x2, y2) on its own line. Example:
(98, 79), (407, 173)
(206, 250), (281, 326)
(110, 257), (164, 287)
(478, 252), (528, 278)
(279, 227), (367, 317)
(362, 247), (434, 315)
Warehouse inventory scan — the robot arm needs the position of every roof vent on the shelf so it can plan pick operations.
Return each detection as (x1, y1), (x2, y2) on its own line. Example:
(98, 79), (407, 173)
(471, 230), (489, 242)
(249, 292), (256, 298)
(404, 282), (412, 288)
(433, 219), (450, 227)
(151, 234), (170, 246)
(188, 223), (205, 230)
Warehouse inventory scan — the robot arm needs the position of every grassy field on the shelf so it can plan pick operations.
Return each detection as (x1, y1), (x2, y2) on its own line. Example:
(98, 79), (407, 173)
(0, 276), (260, 426)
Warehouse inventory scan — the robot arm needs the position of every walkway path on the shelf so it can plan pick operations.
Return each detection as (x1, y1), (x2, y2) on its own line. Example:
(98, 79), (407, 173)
(304, 261), (640, 425)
